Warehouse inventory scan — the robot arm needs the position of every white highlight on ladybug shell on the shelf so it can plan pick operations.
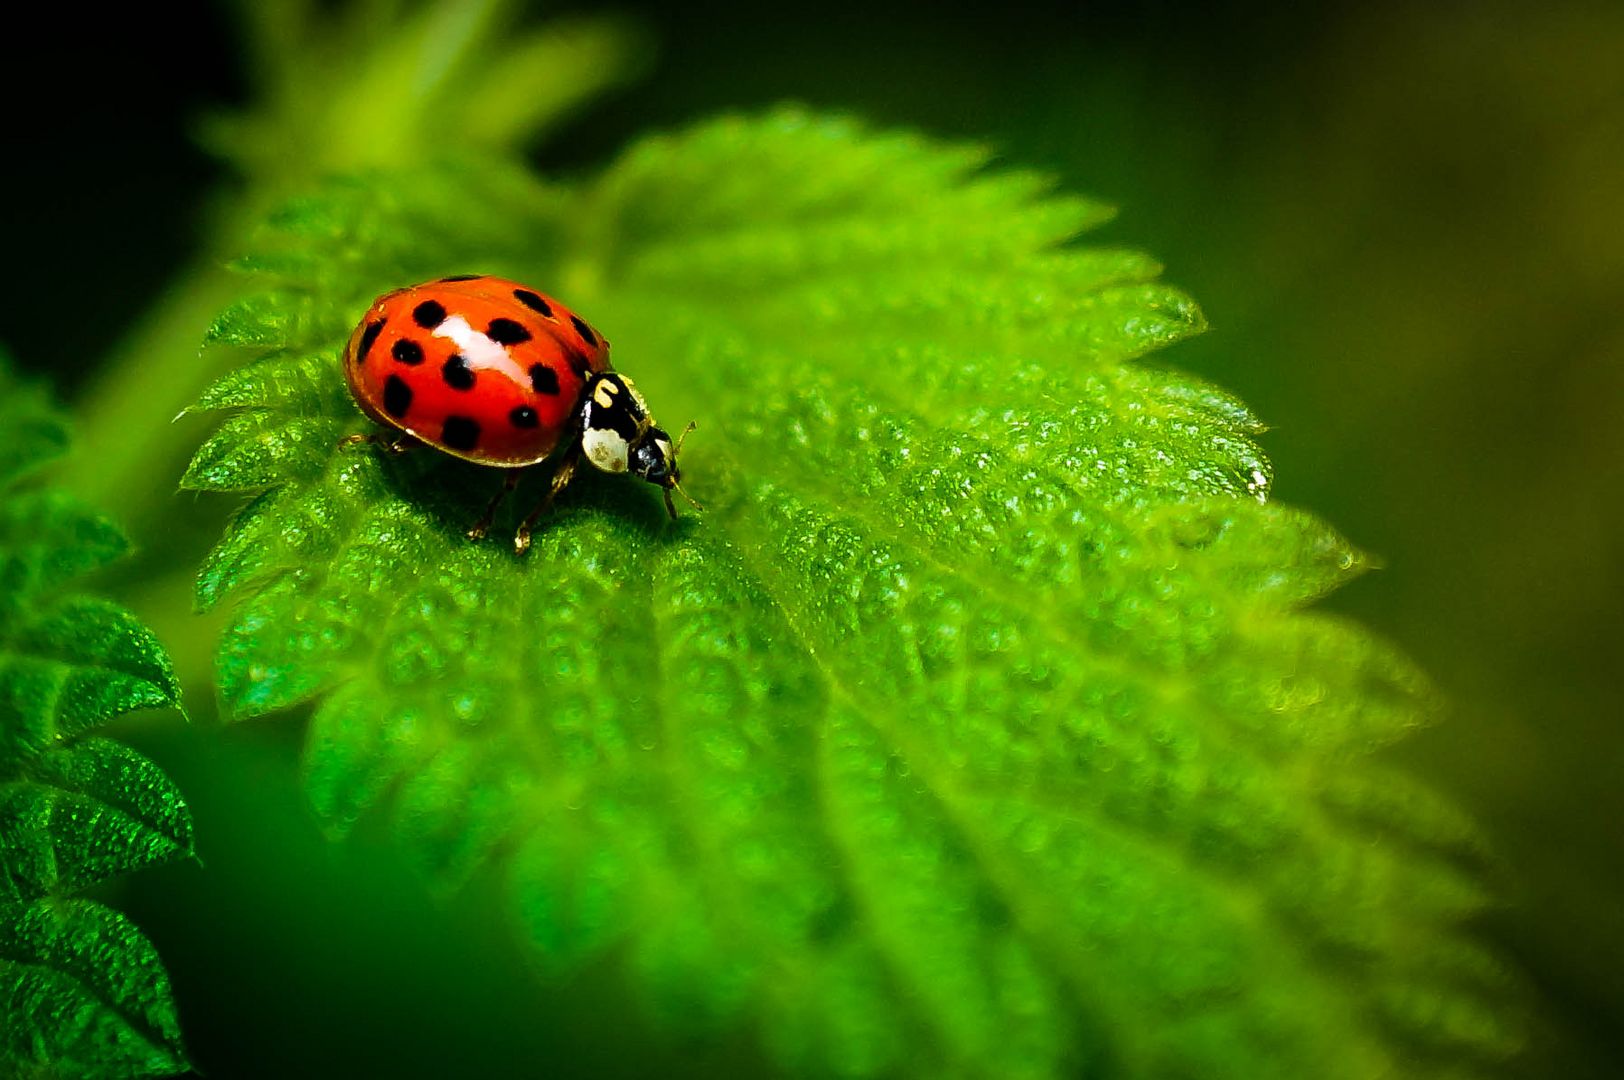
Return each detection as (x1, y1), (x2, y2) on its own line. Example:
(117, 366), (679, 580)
(432, 314), (529, 385)
(583, 428), (630, 473)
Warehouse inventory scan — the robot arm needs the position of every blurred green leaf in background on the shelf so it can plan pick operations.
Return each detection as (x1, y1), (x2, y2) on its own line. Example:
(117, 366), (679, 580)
(1, 0), (1619, 1077)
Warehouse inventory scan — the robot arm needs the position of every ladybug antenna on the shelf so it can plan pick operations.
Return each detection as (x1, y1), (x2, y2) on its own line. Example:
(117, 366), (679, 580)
(665, 421), (703, 518)
(672, 481), (704, 513)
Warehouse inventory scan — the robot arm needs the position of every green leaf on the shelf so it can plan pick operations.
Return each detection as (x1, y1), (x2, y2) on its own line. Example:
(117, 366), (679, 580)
(0, 361), (192, 1078)
(0, 599), (181, 758)
(0, 900), (188, 1079)
(187, 109), (1520, 1076)
(0, 377), (70, 489)
(2, 738), (191, 901)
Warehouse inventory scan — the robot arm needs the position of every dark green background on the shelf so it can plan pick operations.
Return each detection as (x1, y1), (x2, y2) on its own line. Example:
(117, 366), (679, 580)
(4, 2), (1619, 1075)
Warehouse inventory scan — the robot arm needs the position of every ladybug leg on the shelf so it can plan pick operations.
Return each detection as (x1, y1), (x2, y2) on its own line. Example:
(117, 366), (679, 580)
(513, 450), (580, 556)
(338, 432), (417, 455)
(467, 470), (522, 542)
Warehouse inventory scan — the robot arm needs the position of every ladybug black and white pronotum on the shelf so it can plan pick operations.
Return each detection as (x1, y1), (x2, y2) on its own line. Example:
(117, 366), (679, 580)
(342, 275), (698, 553)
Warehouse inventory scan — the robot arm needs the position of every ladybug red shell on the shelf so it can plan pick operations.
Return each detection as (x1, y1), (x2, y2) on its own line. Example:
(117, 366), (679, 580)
(343, 274), (698, 552)
(344, 275), (610, 465)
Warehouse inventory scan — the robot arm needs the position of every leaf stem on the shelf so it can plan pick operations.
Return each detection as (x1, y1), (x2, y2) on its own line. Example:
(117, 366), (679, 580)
(62, 251), (245, 523)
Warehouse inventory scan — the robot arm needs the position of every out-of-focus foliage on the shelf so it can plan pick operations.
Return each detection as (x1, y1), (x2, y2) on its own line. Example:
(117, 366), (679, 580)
(0, 360), (191, 1079)
(182, 109), (1519, 1077)
(206, 0), (647, 181)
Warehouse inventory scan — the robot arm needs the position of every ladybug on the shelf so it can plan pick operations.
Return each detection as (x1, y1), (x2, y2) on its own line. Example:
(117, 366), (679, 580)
(342, 275), (697, 553)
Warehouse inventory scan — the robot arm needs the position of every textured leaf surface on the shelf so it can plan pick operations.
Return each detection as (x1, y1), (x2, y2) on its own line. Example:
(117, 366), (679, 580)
(0, 900), (187, 1079)
(0, 362), (191, 1078)
(185, 110), (1518, 1077)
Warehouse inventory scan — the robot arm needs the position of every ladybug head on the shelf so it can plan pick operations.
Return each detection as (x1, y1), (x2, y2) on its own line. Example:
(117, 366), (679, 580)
(629, 421), (701, 519)
(577, 374), (701, 519)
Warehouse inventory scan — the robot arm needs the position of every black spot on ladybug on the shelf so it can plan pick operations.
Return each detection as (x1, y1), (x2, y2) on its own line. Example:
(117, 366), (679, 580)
(383, 374), (413, 418)
(391, 339), (424, 365)
(513, 289), (552, 318)
(529, 363), (560, 396)
(437, 274), (481, 282)
(487, 318), (531, 345)
(570, 315), (598, 347)
(510, 405), (540, 428)
(413, 300), (447, 329)
(566, 352), (591, 380)
(442, 354), (476, 390)
(442, 415), (481, 451)
(357, 319), (385, 364)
